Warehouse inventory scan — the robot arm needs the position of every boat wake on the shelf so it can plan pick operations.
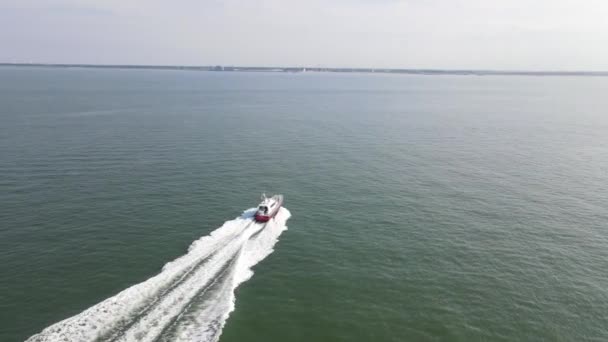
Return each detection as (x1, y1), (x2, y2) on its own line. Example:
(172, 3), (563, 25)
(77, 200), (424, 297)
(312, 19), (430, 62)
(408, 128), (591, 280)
(26, 208), (291, 342)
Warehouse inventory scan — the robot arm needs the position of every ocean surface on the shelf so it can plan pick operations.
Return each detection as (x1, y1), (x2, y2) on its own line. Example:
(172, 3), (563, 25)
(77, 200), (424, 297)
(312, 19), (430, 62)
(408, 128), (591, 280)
(1, 67), (608, 342)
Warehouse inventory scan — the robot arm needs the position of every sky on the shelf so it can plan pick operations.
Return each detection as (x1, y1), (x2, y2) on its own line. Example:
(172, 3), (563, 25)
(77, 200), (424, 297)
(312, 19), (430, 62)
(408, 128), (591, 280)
(1, 0), (607, 70)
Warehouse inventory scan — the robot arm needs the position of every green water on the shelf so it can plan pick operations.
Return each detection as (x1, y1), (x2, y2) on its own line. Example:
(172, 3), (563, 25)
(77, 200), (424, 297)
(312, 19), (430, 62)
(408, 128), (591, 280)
(1, 67), (608, 341)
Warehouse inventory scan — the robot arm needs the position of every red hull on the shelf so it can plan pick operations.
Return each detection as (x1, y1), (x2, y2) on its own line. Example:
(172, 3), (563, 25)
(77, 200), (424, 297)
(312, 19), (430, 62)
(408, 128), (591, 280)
(254, 214), (271, 222)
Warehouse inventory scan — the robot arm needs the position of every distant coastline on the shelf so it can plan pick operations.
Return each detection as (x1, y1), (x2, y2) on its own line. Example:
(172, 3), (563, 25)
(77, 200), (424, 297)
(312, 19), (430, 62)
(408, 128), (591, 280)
(1, 63), (608, 77)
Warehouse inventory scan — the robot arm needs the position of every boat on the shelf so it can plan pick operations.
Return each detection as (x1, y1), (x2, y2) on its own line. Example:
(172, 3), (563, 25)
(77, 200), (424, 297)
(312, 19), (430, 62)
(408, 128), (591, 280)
(254, 193), (283, 222)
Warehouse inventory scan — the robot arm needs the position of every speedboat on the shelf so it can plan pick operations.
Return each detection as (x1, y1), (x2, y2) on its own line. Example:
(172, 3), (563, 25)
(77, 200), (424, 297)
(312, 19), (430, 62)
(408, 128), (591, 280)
(254, 193), (283, 222)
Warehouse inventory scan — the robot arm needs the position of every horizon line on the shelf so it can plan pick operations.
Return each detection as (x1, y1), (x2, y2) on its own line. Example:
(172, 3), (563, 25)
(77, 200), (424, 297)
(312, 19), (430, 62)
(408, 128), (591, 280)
(2, 62), (608, 76)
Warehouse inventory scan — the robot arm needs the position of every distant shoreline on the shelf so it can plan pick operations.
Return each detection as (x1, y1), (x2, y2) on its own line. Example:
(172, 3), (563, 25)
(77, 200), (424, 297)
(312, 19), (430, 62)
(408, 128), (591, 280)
(1, 63), (608, 77)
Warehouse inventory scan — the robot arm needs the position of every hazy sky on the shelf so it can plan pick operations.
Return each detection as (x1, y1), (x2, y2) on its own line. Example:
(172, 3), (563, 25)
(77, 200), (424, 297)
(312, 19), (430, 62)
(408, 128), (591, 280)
(1, 0), (607, 70)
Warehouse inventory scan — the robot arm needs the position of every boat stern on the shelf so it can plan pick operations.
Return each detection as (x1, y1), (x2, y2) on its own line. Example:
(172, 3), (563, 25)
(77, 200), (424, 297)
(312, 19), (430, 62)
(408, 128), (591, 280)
(254, 214), (270, 222)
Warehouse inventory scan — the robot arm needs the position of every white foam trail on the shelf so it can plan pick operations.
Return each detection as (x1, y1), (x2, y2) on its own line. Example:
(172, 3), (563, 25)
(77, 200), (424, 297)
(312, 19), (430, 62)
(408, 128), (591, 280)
(168, 208), (290, 342)
(26, 208), (291, 342)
